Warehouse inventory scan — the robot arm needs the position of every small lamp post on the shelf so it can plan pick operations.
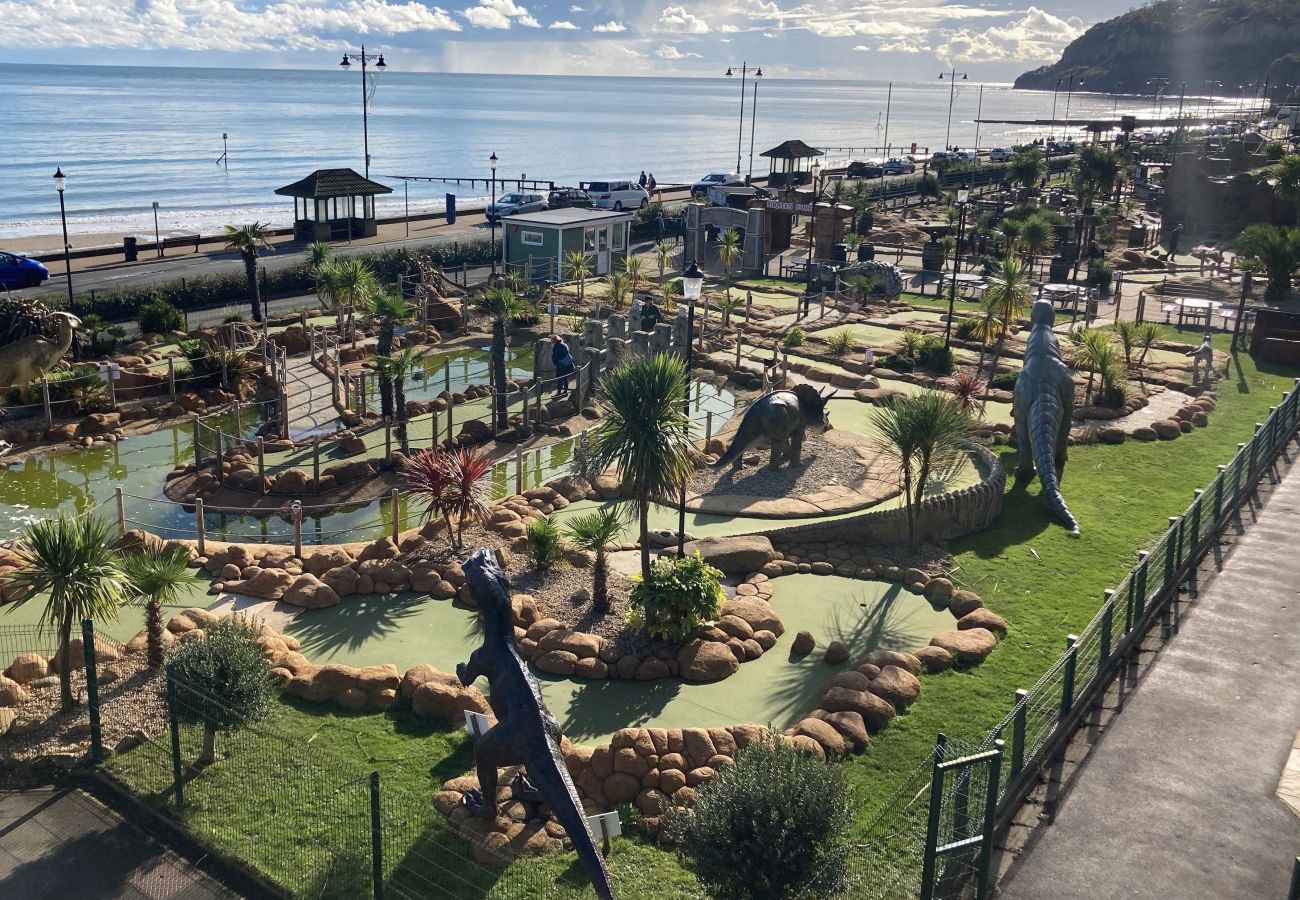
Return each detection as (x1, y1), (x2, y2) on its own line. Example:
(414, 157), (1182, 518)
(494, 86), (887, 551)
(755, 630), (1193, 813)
(52, 168), (73, 309)
(943, 186), (970, 350)
(340, 48), (386, 178)
(489, 152), (499, 275)
(677, 259), (705, 556)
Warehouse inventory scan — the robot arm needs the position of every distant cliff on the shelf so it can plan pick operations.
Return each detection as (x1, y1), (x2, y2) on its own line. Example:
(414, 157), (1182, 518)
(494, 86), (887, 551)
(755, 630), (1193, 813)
(1015, 0), (1300, 99)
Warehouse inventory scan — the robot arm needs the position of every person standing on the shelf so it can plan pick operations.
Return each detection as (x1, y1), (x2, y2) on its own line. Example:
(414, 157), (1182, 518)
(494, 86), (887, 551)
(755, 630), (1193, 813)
(551, 335), (575, 396)
(1168, 222), (1183, 257)
(647, 172), (657, 193)
(638, 171), (648, 189)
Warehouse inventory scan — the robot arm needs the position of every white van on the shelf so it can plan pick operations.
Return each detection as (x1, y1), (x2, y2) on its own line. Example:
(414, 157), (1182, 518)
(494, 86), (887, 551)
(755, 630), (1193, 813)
(585, 180), (650, 211)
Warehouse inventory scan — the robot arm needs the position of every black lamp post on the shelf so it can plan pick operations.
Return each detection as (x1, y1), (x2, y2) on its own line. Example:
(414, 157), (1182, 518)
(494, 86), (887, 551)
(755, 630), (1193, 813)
(725, 64), (761, 178)
(340, 47), (386, 179)
(943, 186), (970, 350)
(1062, 75), (1081, 143)
(677, 259), (704, 557)
(938, 68), (968, 151)
(52, 168), (73, 309)
(489, 152), (499, 275)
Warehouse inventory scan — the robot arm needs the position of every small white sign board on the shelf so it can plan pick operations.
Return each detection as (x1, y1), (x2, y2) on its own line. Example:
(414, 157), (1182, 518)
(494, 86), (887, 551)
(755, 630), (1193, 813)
(99, 362), (121, 381)
(586, 810), (621, 843)
(463, 710), (490, 737)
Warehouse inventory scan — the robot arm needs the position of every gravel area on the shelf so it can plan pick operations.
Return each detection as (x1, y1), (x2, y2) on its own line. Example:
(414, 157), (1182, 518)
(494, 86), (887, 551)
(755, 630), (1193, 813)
(690, 432), (869, 498)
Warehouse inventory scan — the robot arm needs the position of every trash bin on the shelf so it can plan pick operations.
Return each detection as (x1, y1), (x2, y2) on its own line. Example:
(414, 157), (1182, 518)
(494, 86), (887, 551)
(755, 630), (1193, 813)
(832, 243), (848, 263)
(123, 236), (138, 262)
(1048, 257), (1071, 282)
(856, 243), (875, 262)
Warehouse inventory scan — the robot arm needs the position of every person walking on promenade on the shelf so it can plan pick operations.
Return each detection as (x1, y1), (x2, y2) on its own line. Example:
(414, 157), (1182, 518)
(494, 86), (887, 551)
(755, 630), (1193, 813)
(639, 171), (648, 189)
(551, 335), (575, 396)
(639, 296), (662, 334)
(647, 173), (657, 193)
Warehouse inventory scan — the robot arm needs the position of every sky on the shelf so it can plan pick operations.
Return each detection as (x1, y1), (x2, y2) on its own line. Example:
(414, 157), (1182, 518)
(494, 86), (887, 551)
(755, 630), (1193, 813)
(0, 0), (1141, 80)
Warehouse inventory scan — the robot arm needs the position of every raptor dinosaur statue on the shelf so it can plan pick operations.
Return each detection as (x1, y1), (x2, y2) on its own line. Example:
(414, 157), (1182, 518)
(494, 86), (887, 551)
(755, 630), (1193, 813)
(711, 383), (836, 470)
(456, 549), (616, 900)
(1185, 333), (1214, 385)
(1012, 298), (1080, 536)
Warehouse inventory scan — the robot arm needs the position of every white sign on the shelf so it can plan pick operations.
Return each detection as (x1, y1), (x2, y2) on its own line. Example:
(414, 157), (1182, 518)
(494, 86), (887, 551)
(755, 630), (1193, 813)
(463, 709), (490, 737)
(765, 199), (814, 214)
(586, 810), (621, 842)
(99, 362), (121, 381)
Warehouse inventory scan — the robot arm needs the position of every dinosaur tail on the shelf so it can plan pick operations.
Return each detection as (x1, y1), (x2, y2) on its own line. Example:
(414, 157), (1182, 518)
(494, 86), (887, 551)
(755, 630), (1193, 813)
(1030, 392), (1080, 536)
(526, 741), (617, 900)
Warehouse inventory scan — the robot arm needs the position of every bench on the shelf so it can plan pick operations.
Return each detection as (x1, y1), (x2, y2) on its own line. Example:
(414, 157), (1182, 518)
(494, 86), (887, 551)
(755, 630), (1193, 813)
(157, 233), (202, 255)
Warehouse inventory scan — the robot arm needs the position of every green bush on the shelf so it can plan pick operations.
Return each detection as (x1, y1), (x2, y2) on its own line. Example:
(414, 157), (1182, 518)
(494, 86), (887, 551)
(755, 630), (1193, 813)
(878, 352), (915, 372)
(917, 335), (955, 374)
(988, 370), (1019, 390)
(824, 327), (859, 358)
(8, 364), (107, 409)
(138, 296), (185, 335)
(955, 316), (983, 340)
(782, 327), (806, 349)
(629, 552), (723, 642)
(667, 733), (853, 900)
(525, 515), (566, 573)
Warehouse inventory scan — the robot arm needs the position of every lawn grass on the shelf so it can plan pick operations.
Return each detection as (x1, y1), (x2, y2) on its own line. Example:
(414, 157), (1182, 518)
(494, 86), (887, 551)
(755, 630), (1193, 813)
(106, 333), (1298, 899)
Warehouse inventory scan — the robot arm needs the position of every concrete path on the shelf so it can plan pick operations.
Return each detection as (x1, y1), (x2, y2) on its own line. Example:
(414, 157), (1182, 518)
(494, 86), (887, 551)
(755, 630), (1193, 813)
(283, 354), (339, 439)
(0, 787), (243, 899)
(997, 442), (1300, 899)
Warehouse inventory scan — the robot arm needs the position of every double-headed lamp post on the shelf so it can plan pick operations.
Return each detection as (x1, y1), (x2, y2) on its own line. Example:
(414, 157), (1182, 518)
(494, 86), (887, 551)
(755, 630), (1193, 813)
(339, 47), (386, 179)
(805, 158), (822, 298)
(489, 152), (499, 275)
(677, 259), (705, 557)
(938, 69), (968, 151)
(52, 168), (73, 308)
(943, 186), (970, 350)
(725, 64), (762, 180)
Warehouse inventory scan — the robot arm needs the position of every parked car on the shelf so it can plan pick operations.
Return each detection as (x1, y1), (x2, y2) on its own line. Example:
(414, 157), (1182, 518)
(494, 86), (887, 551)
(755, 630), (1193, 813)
(927, 150), (955, 165)
(691, 173), (743, 198)
(486, 192), (547, 221)
(954, 150), (979, 164)
(587, 180), (650, 210)
(883, 157), (916, 175)
(846, 160), (884, 178)
(988, 147), (1013, 162)
(547, 187), (593, 209)
(0, 252), (49, 289)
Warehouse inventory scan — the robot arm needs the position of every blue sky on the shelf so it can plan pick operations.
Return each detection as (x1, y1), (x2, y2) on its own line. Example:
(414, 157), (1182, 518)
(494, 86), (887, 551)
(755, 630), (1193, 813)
(0, 0), (1137, 79)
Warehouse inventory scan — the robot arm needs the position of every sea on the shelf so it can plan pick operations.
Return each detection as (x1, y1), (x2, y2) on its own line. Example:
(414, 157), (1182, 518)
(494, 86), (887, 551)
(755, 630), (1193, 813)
(0, 63), (1199, 241)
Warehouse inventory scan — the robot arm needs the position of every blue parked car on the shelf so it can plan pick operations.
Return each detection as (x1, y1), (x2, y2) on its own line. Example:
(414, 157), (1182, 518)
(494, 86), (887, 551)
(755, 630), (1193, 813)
(0, 252), (49, 289)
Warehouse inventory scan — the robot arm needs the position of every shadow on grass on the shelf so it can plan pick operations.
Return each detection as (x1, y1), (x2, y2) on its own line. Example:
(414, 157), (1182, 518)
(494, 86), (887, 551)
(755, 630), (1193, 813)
(286, 591), (431, 656)
(552, 674), (683, 743)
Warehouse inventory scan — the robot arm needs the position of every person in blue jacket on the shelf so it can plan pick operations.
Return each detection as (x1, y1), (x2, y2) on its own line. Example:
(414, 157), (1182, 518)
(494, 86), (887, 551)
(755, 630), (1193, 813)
(551, 334), (575, 396)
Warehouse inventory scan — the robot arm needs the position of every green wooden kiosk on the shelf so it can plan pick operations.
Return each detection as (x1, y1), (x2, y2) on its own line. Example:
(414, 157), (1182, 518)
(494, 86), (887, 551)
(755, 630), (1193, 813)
(502, 207), (633, 283)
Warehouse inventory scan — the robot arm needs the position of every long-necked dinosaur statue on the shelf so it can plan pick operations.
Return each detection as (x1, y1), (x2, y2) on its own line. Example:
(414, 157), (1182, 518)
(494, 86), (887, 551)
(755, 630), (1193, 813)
(1012, 298), (1080, 536)
(456, 548), (616, 900)
(0, 294), (80, 389)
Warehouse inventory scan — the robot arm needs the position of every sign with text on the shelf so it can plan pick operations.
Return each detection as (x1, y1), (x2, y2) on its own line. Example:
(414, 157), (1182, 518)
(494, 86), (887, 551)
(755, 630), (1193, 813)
(764, 199), (814, 214)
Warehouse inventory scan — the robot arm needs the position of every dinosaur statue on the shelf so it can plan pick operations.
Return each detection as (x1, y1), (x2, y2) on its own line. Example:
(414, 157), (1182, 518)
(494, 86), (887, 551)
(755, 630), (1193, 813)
(1185, 333), (1214, 385)
(1012, 299), (1080, 536)
(0, 311), (80, 389)
(712, 383), (836, 470)
(456, 549), (616, 900)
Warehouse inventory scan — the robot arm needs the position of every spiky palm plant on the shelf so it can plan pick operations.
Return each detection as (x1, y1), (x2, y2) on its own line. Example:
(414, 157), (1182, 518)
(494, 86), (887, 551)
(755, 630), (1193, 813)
(655, 239), (676, 280)
(564, 249), (593, 304)
(317, 257), (377, 344)
(587, 354), (695, 581)
(475, 286), (528, 429)
(564, 506), (626, 610)
(375, 349), (420, 453)
(897, 327), (925, 359)
(1069, 328), (1121, 405)
(980, 257), (1032, 391)
(369, 293), (413, 419)
(223, 223), (273, 324)
(948, 370), (985, 416)
(716, 228), (743, 310)
(1134, 322), (1166, 370)
(623, 254), (645, 303)
(6, 515), (130, 710)
(306, 241), (333, 273)
(1232, 224), (1300, 302)
(1112, 319), (1139, 367)
(1018, 215), (1057, 268)
(826, 327), (859, 358)
(1271, 155), (1300, 227)
(122, 544), (200, 669)
(605, 270), (630, 315)
(1008, 148), (1046, 190)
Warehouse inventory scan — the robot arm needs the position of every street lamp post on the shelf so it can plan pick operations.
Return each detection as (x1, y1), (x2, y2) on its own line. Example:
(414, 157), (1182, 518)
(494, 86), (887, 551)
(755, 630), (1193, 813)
(489, 152), (499, 275)
(1062, 75), (1081, 143)
(938, 69), (968, 151)
(805, 159), (822, 310)
(677, 259), (704, 557)
(943, 187), (970, 350)
(747, 78), (760, 185)
(1148, 77), (1170, 134)
(152, 201), (162, 258)
(52, 168), (73, 309)
(339, 46), (387, 179)
(725, 64), (761, 178)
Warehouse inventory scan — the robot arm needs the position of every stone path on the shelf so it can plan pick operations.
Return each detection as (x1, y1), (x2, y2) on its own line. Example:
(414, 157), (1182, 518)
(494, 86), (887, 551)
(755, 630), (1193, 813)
(283, 354), (339, 440)
(996, 440), (1300, 899)
(0, 786), (244, 899)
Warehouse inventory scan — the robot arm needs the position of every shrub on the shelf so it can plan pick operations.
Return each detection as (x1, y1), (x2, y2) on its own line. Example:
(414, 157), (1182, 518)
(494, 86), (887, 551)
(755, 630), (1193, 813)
(9, 364), (107, 409)
(222, 313), (246, 324)
(782, 326), (806, 349)
(955, 316), (983, 340)
(824, 327), (859, 358)
(165, 616), (276, 766)
(878, 352), (915, 372)
(988, 370), (1019, 390)
(138, 296), (185, 335)
(628, 552), (723, 642)
(668, 733), (853, 900)
(917, 335), (955, 374)
(897, 327), (925, 358)
(525, 515), (566, 573)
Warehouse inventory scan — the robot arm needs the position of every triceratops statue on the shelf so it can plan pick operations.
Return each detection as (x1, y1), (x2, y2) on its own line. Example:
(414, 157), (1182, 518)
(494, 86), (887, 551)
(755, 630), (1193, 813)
(712, 383), (836, 470)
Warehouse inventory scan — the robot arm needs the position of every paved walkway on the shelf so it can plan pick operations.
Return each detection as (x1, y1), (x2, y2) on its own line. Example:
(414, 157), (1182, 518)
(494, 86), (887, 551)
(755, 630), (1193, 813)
(283, 354), (339, 439)
(998, 442), (1300, 899)
(0, 787), (243, 899)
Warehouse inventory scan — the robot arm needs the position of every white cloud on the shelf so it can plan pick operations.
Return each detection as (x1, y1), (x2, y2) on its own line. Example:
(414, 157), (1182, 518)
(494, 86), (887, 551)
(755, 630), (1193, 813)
(591, 20), (626, 32)
(656, 5), (708, 34)
(569, 4), (584, 10)
(463, 0), (539, 30)
(548, 19), (578, 29)
(655, 43), (701, 59)
(852, 44), (868, 51)
(937, 6), (1083, 63)
(878, 39), (928, 53)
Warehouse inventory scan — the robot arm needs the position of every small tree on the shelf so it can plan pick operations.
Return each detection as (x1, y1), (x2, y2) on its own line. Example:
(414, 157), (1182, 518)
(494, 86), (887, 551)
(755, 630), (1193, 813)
(1018, 215), (1056, 268)
(1134, 321), (1166, 370)
(475, 286), (528, 429)
(564, 249), (593, 303)
(375, 350), (420, 453)
(1271, 155), (1300, 227)
(401, 446), (492, 550)
(1232, 224), (1300, 302)
(629, 553), (723, 642)
(223, 223), (273, 324)
(1008, 148), (1046, 190)
(122, 544), (200, 669)
(716, 229), (743, 310)
(165, 617), (276, 767)
(6, 515), (130, 711)
(655, 239), (676, 280)
(370, 293), (413, 419)
(525, 515), (566, 574)
(669, 733), (852, 900)
(623, 253), (645, 300)
(605, 270), (630, 315)
(980, 257), (1032, 390)
(563, 506), (626, 610)
(1112, 319), (1139, 367)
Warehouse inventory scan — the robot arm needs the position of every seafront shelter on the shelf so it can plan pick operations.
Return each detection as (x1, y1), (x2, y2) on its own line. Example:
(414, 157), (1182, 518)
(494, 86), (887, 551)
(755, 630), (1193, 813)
(761, 139), (823, 188)
(275, 168), (393, 241)
(502, 207), (633, 282)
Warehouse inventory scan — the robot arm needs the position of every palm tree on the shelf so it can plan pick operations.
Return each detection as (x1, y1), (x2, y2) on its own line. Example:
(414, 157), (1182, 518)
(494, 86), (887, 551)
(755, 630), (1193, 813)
(716, 229), (742, 311)
(564, 249), (593, 304)
(587, 354), (695, 581)
(1271, 155), (1300, 227)
(869, 393), (975, 547)
(1008, 148), (1046, 190)
(1134, 322), (1166, 370)
(980, 257), (1032, 391)
(317, 257), (376, 345)
(223, 223), (273, 323)
(1068, 328), (1121, 405)
(376, 350), (420, 453)
(1233, 224), (1300, 302)
(604, 270), (630, 316)
(6, 515), (130, 711)
(1072, 145), (1122, 209)
(122, 544), (200, 669)
(1112, 319), (1139, 368)
(564, 506), (626, 611)
(657, 278), (679, 315)
(306, 241), (333, 273)
(476, 286), (528, 429)
(917, 174), (941, 208)
(655, 239), (676, 280)
(1018, 215), (1057, 271)
(623, 254), (645, 302)
(369, 293), (413, 419)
